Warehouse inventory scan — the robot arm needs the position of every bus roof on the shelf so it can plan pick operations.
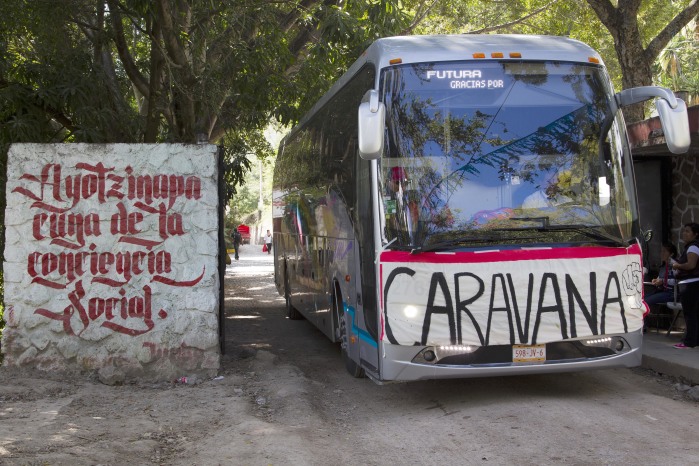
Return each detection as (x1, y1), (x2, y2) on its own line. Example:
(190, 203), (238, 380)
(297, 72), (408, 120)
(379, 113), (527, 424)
(282, 34), (604, 146)
(358, 34), (601, 69)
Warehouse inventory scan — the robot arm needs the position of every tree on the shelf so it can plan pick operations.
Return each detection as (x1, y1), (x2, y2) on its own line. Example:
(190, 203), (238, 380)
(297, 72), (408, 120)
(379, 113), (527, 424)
(585, 0), (699, 121)
(0, 1), (415, 196)
(414, 1), (625, 91)
(416, 0), (699, 122)
(0, 0), (418, 310)
(655, 19), (699, 106)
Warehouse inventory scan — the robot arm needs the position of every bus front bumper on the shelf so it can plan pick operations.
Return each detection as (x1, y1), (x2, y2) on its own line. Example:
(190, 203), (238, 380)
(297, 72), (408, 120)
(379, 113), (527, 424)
(376, 331), (643, 382)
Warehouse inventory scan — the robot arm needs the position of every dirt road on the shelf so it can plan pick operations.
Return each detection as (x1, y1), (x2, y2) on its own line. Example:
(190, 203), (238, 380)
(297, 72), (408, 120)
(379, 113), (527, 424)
(1, 245), (697, 465)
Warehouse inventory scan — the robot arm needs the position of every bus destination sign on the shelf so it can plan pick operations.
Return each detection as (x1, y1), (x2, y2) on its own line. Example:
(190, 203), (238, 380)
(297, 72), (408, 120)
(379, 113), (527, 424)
(425, 69), (505, 89)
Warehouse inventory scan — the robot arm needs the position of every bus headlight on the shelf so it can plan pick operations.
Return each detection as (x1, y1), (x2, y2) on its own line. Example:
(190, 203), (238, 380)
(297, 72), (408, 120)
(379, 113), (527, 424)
(403, 305), (419, 319)
(580, 336), (630, 353)
(436, 345), (476, 357)
(413, 345), (478, 364)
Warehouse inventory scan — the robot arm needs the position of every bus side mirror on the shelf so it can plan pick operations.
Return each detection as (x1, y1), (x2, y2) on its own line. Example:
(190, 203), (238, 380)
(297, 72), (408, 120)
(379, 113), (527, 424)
(656, 98), (690, 154)
(358, 90), (385, 160)
(616, 86), (690, 154)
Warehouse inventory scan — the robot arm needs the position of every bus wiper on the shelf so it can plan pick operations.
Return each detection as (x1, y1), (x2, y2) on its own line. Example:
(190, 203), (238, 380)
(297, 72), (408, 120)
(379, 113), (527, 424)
(412, 235), (535, 254)
(412, 223), (627, 254)
(539, 224), (628, 245)
(511, 216), (550, 227)
(509, 218), (627, 245)
(385, 244), (414, 252)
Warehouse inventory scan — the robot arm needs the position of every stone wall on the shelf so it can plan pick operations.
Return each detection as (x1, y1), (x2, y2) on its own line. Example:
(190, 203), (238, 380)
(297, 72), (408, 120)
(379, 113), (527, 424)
(671, 155), (699, 242)
(2, 144), (221, 383)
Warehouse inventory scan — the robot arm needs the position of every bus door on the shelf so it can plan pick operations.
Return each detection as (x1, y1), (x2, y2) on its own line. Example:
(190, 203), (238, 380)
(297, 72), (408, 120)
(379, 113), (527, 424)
(310, 234), (335, 339)
(354, 156), (380, 375)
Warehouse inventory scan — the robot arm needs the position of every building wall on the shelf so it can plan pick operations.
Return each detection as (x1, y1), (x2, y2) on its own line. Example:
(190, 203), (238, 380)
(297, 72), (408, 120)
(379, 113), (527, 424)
(2, 144), (221, 383)
(671, 155), (699, 244)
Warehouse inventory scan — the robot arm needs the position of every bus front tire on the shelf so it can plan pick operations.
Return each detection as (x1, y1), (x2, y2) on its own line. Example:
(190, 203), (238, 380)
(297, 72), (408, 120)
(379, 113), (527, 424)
(335, 292), (365, 378)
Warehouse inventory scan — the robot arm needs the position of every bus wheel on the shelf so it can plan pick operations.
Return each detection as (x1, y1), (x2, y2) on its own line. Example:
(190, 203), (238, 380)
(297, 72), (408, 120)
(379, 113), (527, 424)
(285, 268), (302, 320)
(335, 291), (365, 378)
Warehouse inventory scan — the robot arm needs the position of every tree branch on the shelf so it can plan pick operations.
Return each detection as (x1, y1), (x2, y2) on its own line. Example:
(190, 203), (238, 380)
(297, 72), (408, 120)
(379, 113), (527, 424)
(279, 0), (322, 33)
(0, 77), (76, 135)
(645, 0), (699, 61)
(287, 0), (340, 57)
(467, 0), (562, 34)
(106, 0), (150, 98)
(616, 0), (642, 17)
(144, 20), (165, 143)
(401, 0), (441, 35)
(155, 0), (188, 67)
(584, 0), (620, 31)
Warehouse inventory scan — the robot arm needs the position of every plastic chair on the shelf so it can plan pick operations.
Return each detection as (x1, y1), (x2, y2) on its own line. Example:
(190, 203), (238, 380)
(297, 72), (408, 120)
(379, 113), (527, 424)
(644, 283), (672, 333)
(646, 306), (672, 333)
(665, 281), (685, 337)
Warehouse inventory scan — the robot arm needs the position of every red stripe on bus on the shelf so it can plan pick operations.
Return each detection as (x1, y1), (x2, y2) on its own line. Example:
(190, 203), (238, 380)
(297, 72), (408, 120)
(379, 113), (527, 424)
(379, 244), (640, 264)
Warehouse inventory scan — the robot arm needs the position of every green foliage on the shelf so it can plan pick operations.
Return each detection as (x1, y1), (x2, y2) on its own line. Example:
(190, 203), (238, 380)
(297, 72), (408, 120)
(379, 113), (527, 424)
(415, 0), (698, 99)
(414, 1), (620, 86)
(221, 130), (268, 198)
(0, 0), (696, 246)
(225, 124), (280, 230)
(654, 19), (699, 104)
(227, 155), (276, 228)
(0, 0), (413, 248)
(1, 0), (696, 148)
(0, 0), (141, 143)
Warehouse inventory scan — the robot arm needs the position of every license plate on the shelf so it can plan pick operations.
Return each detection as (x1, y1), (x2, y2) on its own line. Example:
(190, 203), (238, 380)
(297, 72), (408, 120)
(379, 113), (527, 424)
(513, 344), (546, 363)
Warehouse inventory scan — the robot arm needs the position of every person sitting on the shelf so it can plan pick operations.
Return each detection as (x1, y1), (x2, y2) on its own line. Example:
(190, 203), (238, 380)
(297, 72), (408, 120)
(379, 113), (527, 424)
(644, 241), (678, 332)
(645, 241), (678, 306)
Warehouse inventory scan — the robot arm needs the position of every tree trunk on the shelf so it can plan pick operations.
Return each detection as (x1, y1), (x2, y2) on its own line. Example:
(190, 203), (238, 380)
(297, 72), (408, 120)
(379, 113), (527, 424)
(144, 21), (164, 143)
(586, 0), (648, 122)
(587, 0), (699, 123)
(614, 26), (652, 123)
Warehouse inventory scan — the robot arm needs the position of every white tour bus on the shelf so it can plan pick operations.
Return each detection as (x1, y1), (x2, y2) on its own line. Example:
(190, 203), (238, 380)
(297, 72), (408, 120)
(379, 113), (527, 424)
(272, 35), (690, 382)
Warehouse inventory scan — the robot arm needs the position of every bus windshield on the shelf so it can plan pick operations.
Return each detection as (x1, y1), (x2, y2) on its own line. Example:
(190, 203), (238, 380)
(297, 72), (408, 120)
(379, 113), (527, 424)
(379, 61), (637, 250)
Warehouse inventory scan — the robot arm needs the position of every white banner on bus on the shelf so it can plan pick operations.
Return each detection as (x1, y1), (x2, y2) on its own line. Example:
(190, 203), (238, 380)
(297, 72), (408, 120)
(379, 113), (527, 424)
(379, 245), (645, 347)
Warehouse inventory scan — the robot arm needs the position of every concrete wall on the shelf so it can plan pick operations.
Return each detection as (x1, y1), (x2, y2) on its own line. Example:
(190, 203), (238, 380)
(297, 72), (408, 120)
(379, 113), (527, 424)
(2, 144), (220, 383)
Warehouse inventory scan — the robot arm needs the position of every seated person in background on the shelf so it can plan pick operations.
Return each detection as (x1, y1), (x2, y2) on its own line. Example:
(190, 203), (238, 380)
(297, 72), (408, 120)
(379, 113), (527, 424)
(645, 241), (678, 305)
